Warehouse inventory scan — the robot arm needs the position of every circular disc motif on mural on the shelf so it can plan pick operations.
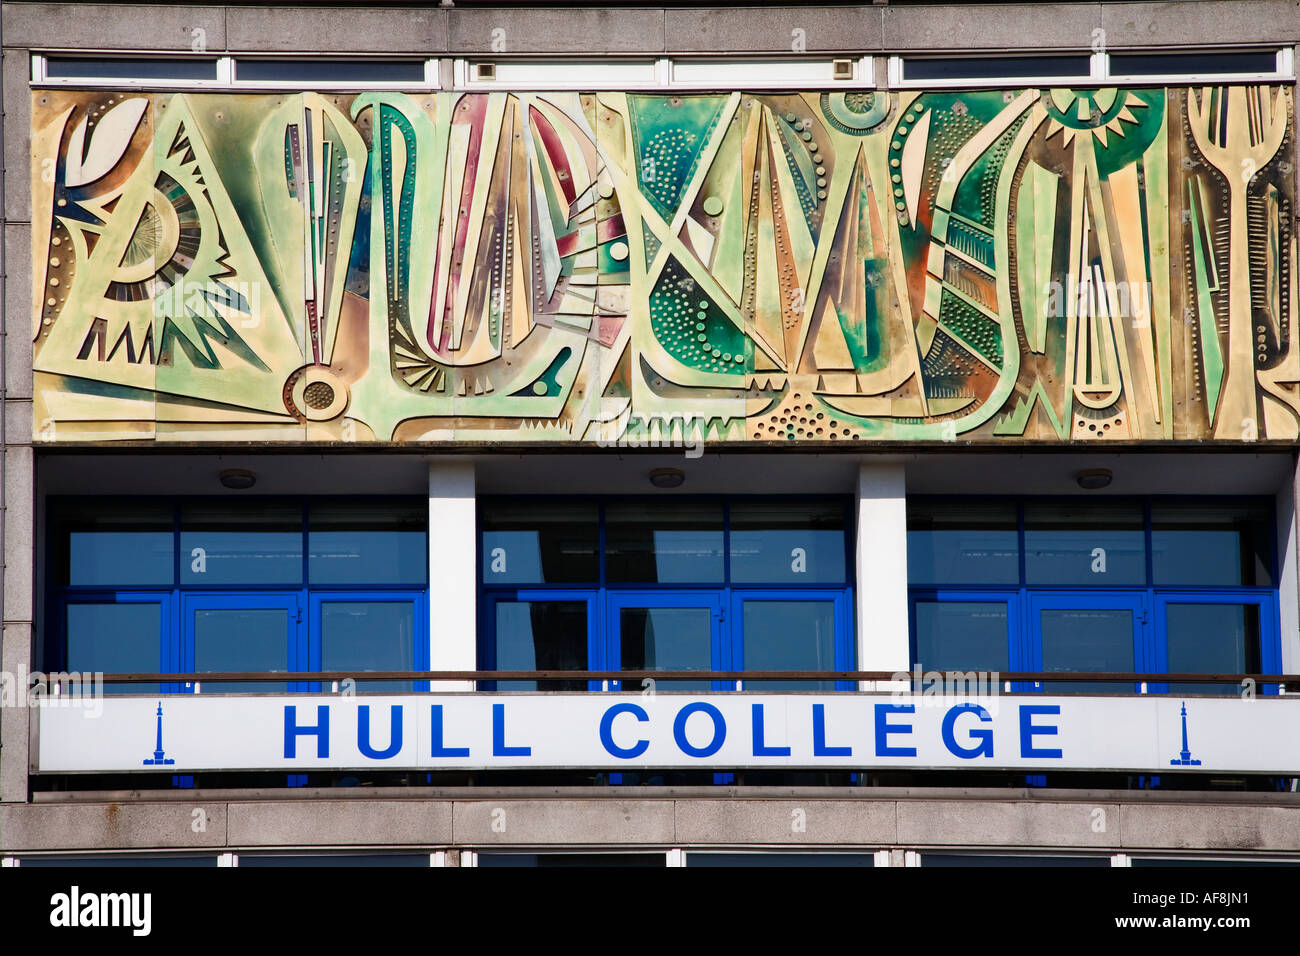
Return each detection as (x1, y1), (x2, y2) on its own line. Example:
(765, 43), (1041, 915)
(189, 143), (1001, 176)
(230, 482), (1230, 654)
(286, 366), (349, 422)
(820, 92), (893, 136)
(1043, 88), (1164, 177)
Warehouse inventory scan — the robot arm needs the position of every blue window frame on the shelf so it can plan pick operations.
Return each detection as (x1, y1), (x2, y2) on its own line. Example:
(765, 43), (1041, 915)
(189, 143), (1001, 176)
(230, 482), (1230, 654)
(48, 497), (429, 693)
(907, 497), (1281, 694)
(479, 497), (856, 690)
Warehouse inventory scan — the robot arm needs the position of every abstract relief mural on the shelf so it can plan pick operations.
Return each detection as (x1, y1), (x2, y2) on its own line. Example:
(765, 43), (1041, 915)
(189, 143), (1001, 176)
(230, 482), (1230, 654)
(30, 86), (1299, 443)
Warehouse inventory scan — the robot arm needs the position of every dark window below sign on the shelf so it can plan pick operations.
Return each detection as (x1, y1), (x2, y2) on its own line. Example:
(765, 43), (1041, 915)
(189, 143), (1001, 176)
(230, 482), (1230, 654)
(236, 59), (426, 84)
(901, 55), (1091, 81)
(1110, 51), (1278, 77)
(45, 57), (219, 81)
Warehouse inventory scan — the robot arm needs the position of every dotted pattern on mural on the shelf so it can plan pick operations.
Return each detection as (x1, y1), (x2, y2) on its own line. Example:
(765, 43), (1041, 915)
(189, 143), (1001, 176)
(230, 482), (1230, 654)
(753, 393), (864, 441)
(650, 258), (746, 374)
(923, 328), (985, 383)
(939, 289), (1002, 366)
(642, 128), (697, 218)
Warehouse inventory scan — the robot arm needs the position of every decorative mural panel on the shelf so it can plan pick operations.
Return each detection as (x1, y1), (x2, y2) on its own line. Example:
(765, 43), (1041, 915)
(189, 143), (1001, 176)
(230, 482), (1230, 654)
(29, 86), (1299, 444)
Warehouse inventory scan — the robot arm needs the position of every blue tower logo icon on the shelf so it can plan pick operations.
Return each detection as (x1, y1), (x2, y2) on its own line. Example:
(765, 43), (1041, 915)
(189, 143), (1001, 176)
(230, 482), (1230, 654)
(141, 702), (175, 766)
(1169, 701), (1201, 767)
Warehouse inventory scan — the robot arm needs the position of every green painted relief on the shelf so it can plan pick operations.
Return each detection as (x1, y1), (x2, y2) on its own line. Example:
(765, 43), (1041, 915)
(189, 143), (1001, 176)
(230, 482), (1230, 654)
(29, 86), (1298, 444)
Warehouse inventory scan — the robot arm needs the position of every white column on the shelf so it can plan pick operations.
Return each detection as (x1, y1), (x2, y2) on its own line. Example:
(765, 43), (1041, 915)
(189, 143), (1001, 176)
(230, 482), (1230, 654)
(855, 463), (910, 690)
(1278, 458), (1300, 678)
(429, 460), (477, 691)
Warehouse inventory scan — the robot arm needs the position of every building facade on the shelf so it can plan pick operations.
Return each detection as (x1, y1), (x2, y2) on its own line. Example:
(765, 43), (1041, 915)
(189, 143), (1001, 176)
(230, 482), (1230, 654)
(2, 0), (1300, 867)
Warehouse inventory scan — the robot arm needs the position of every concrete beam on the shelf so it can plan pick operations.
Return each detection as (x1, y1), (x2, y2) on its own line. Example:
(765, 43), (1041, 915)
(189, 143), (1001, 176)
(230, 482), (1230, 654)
(3, 221), (33, 403)
(883, 3), (1101, 53)
(674, 797), (896, 845)
(0, 801), (229, 850)
(3, 51), (31, 226)
(227, 6), (446, 54)
(453, 798), (676, 845)
(665, 6), (882, 54)
(0, 4), (226, 52)
(1099, 2), (1300, 48)
(226, 798), (451, 847)
(449, 7), (666, 55)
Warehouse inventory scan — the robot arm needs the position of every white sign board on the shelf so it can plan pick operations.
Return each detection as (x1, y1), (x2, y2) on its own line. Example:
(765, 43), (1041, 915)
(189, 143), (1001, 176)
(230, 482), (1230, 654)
(34, 693), (1300, 774)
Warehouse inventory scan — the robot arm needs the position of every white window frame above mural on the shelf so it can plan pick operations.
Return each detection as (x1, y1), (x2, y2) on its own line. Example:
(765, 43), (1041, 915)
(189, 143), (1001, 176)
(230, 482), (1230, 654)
(28, 77), (1300, 445)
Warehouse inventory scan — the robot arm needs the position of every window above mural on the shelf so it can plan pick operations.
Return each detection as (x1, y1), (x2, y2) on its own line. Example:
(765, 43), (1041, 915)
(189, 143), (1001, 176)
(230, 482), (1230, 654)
(29, 85), (1298, 444)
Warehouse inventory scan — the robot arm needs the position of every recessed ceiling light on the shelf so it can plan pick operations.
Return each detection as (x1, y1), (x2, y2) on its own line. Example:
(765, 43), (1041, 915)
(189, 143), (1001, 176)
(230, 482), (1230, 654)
(649, 467), (685, 489)
(219, 468), (257, 490)
(1075, 468), (1113, 490)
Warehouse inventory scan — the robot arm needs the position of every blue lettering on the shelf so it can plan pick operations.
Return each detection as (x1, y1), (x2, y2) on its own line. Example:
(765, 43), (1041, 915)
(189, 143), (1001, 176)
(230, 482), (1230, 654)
(430, 704), (470, 757)
(1019, 705), (1063, 759)
(673, 702), (726, 758)
(284, 705), (329, 759)
(874, 704), (916, 757)
(492, 702), (531, 757)
(751, 703), (790, 757)
(941, 703), (993, 759)
(812, 703), (852, 757)
(357, 705), (403, 759)
(600, 703), (650, 759)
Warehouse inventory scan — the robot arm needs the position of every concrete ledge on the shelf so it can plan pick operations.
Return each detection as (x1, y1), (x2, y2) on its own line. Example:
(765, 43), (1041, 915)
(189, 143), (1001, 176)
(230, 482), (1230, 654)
(6, 794), (1300, 854)
(674, 797), (896, 845)
(1119, 802), (1300, 852)
(0, 801), (229, 850)
(1, 4), (226, 51)
(227, 7), (446, 53)
(883, 3), (1101, 53)
(1099, 1), (1300, 48)
(665, 6), (881, 54)
(226, 798), (451, 846)
(449, 8), (666, 55)
(896, 798), (1123, 848)
(453, 798), (675, 845)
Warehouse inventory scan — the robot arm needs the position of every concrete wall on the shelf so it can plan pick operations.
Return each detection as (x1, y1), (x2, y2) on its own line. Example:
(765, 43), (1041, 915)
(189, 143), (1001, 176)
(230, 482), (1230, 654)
(4, 789), (1300, 856)
(3, 2), (1300, 856)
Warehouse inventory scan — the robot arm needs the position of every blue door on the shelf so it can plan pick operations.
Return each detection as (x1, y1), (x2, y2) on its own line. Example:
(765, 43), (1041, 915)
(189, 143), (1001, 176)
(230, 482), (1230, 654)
(482, 591), (598, 690)
(309, 591), (429, 693)
(606, 591), (723, 691)
(180, 593), (305, 693)
(729, 590), (853, 691)
(1026, 592), (1148, 694)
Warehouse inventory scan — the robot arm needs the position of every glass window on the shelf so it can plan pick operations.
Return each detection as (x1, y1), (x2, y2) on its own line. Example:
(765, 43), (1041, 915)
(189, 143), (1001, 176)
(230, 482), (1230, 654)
(1039, 607), (1135, 693)
(180, 503), (302, 586)
(729, 502), (847, 584)
(66, 602), (163, 694)
(922, 854), (1108, 867)
(901, 55), (1090, 81)
(56, 501), (174, 587)
(688, 853), (874, 867)
(309, 501), (426, 586)
(908, 501), (1018, 585)
(239, 854), (428, 867)
(619, 606), (713, 691)
(1165, 603), (1261, 696)
(236, 59), (426, 84)
(1109, 51), (1279, 77)
(477, 853), (665, 867)
(493, 600), (588, 690)
(1024, 502), (1145, 586)
(913, 601), (1009, 673)
(44, 56), (219, 81)
(606, 503), (723, 583)
(320, 601), (417, 693)
(739, 599), (837, 690)
(481, 503), (598, 584)
(193, 607), (290, 693)
(1152, 503), (1272, 587)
